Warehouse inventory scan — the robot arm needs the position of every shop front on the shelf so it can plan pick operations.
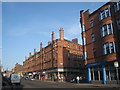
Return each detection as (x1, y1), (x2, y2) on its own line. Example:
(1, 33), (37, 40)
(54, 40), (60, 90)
(87, 60), (120, 84)
(44, 67), (82, 82)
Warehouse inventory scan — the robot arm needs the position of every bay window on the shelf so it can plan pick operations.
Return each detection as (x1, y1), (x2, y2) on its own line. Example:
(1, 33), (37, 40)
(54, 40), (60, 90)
(103, 42), (116, 55)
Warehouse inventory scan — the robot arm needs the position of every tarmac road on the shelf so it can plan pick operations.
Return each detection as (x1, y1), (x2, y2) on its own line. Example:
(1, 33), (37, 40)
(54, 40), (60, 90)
(2, 78), (120, 90)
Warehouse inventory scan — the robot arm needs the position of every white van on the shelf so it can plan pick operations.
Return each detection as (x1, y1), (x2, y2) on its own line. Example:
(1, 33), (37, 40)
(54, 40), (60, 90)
(10, 73), (21, 85)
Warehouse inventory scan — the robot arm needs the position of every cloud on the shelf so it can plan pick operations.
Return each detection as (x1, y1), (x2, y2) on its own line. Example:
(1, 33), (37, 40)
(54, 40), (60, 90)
(8, 27), (29, 37)
(67, 22), (81, 36)
(64, 22), (82, 44)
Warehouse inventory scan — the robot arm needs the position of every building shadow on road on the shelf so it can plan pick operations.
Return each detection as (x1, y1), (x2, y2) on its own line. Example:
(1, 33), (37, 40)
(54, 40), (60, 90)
(2, 84), (24, 90)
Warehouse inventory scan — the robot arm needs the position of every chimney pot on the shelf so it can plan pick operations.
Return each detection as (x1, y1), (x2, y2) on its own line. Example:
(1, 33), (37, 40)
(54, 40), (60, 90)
(72, 38), (78, 44)
(34, 49), (36, 54)
(29, 52), (32, 57)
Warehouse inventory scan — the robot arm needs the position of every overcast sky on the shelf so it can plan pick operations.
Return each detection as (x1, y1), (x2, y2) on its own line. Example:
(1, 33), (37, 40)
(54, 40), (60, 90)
(2, 2), (106, 70)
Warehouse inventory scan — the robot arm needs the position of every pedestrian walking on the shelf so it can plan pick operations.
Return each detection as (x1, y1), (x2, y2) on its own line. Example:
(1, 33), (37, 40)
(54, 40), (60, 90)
(76, 76), (80, 83)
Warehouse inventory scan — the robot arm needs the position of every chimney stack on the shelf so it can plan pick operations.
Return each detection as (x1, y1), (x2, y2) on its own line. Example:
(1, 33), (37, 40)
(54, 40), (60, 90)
(34, 49), (36, 54)
(40, 42), (42, 51)
(52, 32), (54, 41)
(59, 28), (64, 40)
(29, 52), (32, 57)
(72, 38), (78, 44)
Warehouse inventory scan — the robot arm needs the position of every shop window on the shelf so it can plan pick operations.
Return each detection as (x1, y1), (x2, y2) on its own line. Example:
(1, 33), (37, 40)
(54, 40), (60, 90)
(110, 70), (117, 80)
(90, 68), (94, 80)
(106, 70), (111, 80)
(100, 71), (103, 80)
(94, 71), (99, 80)
(91, 71), (94, 80)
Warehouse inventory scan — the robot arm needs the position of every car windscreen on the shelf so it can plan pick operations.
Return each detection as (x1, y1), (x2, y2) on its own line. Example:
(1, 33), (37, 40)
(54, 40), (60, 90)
(11, 74), (20, 79)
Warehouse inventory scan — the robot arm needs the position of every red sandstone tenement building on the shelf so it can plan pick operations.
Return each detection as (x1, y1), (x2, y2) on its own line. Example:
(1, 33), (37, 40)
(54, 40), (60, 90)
(12, 63), (23, 77)
(80, 1), (120, 84)
(21, 28), (83, 81)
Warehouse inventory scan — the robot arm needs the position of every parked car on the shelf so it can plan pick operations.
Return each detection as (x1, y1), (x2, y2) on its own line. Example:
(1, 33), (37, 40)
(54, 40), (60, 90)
(10, 73), (21, 85)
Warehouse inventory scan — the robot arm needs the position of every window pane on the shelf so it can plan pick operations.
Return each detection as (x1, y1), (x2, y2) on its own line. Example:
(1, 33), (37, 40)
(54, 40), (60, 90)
(103, 25), (107, 36)
(110, 69), (117, 80)
(107, 23), (112, 34)
(101, 10), (105, 19)
(91, 71), (93, 80)
(103, 44), (106, 55)
(106, 71), (110, 80)
(105, 8), (110, 17)
(109, 42), (114, 53)
(100, 71), (103, 80)
(90, 20), (94, 27)
(106, 43), (110, 54)
(91, 33), (95, 42)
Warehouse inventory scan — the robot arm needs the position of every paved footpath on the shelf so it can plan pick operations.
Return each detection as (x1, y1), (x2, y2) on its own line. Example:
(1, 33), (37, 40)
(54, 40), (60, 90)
(34, 79), (120, 88)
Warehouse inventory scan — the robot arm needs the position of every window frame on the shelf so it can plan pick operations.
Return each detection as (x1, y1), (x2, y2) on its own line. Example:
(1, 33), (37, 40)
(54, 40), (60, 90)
(99, 8), (111, 20)
(91, 33), (95, 42)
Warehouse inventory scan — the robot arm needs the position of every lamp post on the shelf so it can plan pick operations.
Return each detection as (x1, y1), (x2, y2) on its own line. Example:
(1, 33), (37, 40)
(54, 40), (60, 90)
(114, 61), (119, 84)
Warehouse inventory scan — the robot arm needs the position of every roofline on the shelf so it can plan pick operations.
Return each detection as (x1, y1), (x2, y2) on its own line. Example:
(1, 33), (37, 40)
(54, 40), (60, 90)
(89, 2), (111, 17)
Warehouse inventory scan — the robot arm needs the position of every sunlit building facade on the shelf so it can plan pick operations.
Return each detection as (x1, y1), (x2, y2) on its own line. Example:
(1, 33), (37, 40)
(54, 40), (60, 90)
(80, 2), (120, 84)
(22, 28), (83, 81)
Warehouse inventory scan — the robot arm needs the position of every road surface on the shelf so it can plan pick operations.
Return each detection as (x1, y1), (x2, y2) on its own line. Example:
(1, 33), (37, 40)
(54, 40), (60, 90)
(2, 79), (120, 90)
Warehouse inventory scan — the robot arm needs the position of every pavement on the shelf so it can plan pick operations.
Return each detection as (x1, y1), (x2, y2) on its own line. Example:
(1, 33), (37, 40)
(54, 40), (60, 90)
(75, 83), (120, 88)
(34, 79), (120, 88)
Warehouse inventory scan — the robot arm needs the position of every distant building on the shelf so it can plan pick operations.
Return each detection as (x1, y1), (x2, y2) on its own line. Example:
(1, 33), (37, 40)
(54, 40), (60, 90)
(22, 28), (83, 81)
(13, 63), (23, 77)
(80, 2), (120, 84)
